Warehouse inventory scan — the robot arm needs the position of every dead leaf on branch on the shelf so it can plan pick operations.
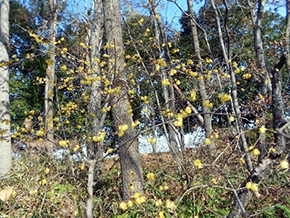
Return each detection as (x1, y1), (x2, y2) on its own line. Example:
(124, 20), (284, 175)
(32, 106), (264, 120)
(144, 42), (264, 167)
(0, 187), (14, 202)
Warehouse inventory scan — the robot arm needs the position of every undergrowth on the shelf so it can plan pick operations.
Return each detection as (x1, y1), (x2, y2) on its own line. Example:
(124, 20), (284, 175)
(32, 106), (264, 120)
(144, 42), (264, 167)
(1, 139), (289, 218)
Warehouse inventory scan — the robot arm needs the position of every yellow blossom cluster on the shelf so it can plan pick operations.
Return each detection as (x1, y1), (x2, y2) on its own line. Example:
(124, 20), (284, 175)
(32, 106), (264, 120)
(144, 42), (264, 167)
(204, 138), (211, 145)
(248, 145), (260, 156)
(229, 116), (235, 122)
(118, 124), (129, 137)
(194, 159), (203, 168)
(218, 93), (231, 102)
(147, 137), (157, 144)
(246, 182), (258, 192)
(131, 120), (140, 128)
(127, 102), (133, 114)
(173, 106), (192, 127)
(162, 78), (170, 86)
(59, 140), (70, 147)
(162, 108), (174, 117)
(203, 100), (213, 108)
(61, 101), (78, 117)
(92, 131), (106, 142)
(259, 125), (266, 134)
(147, 172), (155, 180)
(189, 90), (196, 101)
(140, 96), (149, 104)
(242, 73), (252, 79)
(119, 192), (147, 211)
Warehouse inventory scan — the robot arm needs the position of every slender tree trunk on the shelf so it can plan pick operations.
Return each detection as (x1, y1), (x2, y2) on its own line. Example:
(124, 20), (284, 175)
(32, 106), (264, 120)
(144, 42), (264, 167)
(271, 54), (287, 154)
(286, 0), (290, 77)
(149, 0), (182, 167)
(44, 0), (57, 155)
(0, 0), (11, 177)
(102, 0), (143, 201)
(208, 0), (253, 171)
(247, 0), (270, 162)
(85, 1), (103, 217)
(87, 0), (104, 173)
(187, 0), (215, 155)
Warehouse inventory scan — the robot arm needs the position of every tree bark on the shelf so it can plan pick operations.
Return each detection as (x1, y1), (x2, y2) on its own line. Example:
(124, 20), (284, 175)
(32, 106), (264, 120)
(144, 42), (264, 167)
(0, 0), (11, 177)
(247, 0), (270, 162)
(286, 1), (290, 82)
(44, 0), (58, 155)
(102, 0), (143, 201)
(87, 0), (104, 173)
(149, 0), (182, 167)
(271, 54), (287, 154)
(187, 0), (215, 155)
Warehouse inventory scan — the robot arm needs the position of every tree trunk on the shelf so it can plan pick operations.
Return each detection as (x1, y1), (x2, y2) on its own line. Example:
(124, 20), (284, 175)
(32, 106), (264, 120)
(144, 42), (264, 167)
(227, 54), (287, 218)
(149, 0), (182, 167)
(0, 0), (11, 177)
(187, 0), (215, 155)
(87, 0), (104, 174)
(247, 0), (270, 162)
(44, 0), (57, 155)
(102, 0), (143, 201)
(271, 54), (287, 154)
(286, 1), (290, 81)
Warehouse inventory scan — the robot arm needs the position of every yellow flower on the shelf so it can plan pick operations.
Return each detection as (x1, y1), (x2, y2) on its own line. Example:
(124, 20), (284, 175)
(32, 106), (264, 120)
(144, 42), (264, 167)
(259, 125), (266, 134)
(131, 192), (141, 199)
(248, 145), (254, 151)
(135, 195), (146, 204)
(185, 106), (192, 114)
(280, 160), (289, 169)
(204, 138), (211, 145)
(107, 148), (114, 154)
(138, 17), (144, 25)
(251, 183), (259, 192)
(218, 93), (231, 102)
(127, 200), (133, 207)
(61, 65), (67, 71)
(36, 130), (44, 136)
(44, 168), (50, 174)
(162, 78), (170, 86)
(147, 172), (155, 180)
(252, 148), (260, 156)
(29, 189), (38, 195)
(189, 90), (196, 101)
(119, 201), (128, 210)
(246, 181), (252, 190)
(194, 159), (203, 168)
(242, 73), (252, 79)
(211, 178), (217, 184)
(73, 210), (78, 217)
(73, 144), (80, 152)
(203, 100), (213, 108)
(246, 182), (259, 192)
(155, 199), (162, 207)
(163, 185), (169, 190)
(229, 116), (235, 122)
(165, 199), (175, 209)
(79, 163), (85, 170)
(159, 211), (165, 218)
(240, 158), (245, 164)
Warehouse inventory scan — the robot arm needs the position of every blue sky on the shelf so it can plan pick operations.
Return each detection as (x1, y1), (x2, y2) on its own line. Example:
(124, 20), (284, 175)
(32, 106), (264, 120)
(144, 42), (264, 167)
(67, 0), (286, 31)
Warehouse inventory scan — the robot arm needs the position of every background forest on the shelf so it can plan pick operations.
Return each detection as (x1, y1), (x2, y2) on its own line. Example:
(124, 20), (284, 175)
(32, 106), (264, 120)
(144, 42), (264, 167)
(0, 0), (290, 217)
